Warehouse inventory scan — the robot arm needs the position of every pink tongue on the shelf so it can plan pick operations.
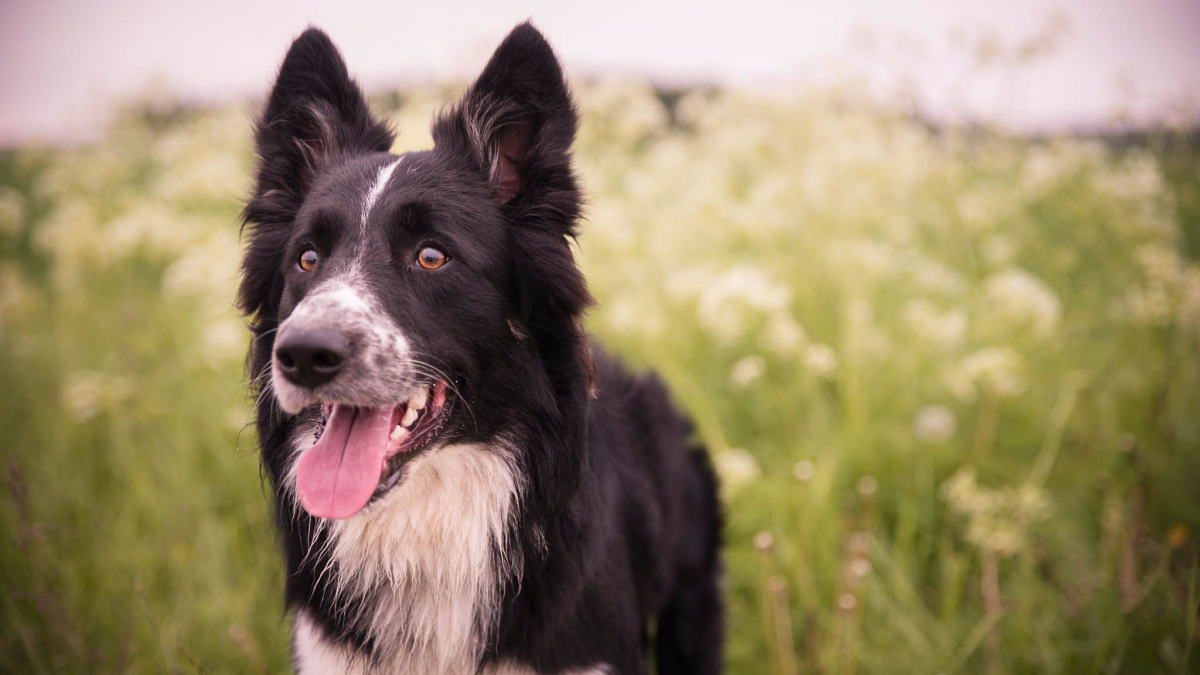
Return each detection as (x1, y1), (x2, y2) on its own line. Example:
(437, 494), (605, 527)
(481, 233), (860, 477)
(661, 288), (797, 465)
(296, 405), (394, 519)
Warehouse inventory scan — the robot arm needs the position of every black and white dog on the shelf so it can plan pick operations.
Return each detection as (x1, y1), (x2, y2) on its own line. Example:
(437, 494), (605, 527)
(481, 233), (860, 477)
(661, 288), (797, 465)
(239, 23), (722, 675)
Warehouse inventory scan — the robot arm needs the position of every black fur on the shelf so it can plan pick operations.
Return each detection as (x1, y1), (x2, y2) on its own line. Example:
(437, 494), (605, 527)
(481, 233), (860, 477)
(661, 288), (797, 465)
(239, 22), (722, 674)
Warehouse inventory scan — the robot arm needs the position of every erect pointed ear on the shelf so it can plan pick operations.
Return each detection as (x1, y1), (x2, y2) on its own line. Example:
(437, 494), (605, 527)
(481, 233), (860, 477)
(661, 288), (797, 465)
(245, 28), (393, 223)
(240, 28), (392, 326)
(433, 22), (578, 207)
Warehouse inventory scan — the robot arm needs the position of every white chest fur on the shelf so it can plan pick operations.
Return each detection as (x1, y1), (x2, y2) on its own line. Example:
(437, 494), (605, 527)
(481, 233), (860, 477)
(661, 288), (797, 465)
(294, 613), (612, 675)
(289, 441), (522, 675)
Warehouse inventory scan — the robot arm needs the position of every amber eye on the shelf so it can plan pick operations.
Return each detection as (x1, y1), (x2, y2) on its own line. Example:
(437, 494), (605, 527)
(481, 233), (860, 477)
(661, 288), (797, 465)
(417, 246), (447, 270)
(298, 249), (320, 272)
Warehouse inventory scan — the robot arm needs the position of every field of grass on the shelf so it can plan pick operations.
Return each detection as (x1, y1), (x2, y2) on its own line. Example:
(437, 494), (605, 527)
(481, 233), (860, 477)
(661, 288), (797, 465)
(2, 80), (1199, 674)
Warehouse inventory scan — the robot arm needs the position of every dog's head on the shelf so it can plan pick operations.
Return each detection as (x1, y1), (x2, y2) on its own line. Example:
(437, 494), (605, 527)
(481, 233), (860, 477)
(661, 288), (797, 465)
(239, 24), (590, 520)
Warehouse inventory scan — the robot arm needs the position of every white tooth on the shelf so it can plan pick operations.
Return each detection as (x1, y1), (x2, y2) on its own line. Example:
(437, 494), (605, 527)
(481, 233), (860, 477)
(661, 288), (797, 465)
(401, 407), (419, 428)
(390, 424), (404, 440)
(409, 389), (427, 410)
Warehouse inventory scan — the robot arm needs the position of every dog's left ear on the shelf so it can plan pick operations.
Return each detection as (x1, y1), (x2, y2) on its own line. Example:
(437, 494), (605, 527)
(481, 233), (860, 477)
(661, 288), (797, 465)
(433, 22), (577, 207)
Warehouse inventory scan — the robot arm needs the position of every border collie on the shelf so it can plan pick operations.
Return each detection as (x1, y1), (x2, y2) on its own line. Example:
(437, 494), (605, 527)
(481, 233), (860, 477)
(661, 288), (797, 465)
(238, 23), (722, 675)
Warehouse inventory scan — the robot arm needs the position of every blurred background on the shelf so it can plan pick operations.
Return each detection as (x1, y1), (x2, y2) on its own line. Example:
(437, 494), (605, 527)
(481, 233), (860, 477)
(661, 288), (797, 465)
(2, 1), (1199, 673)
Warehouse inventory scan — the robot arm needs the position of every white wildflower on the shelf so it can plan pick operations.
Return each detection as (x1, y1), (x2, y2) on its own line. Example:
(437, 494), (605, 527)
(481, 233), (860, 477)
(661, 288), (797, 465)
(941, 467), (1051, 556)
(31, 197), (97, 258)
(665, 265), (717, 302)
(61, 371), (133, 423)
(153, 150), (246, 204)
(1135, 242), (1183, 282)
(954, 189), (1007, 233)
(1122, 243), (1189, 327)
(201, 317), (247, 368)
(760, 312), (806, 358)
(62, 373), (104, 422)
(604, 298), (637, 333)
(1124, 284), (1174, 326)
(578, 80), (668, 146)
(105, 203), (196, 261)
(753, 531), (774, 552)
(30, 197), (101, 292)
(714, 448), (761, 494)
(1019, 147), (1065, 195)
(829, 238), (896, 280)
(0, 266), (36, 333)
(793, 459), (815, 482)
(1093, 149), (1165, 203)
(982, 267), (1061, 338)
(161, 231), (241, 303)
(944, 347), (1026, 402)
(604, 296), (664, 337)
(981, 235), (1016, 267)
(837, 593), (857, 612)
(696, 266), (791, 343)
(728, 355), (766, 391)
(901, 298), (967, 351)
(848, 557), (872, 580)
(914, 405), (957, 443)
(0, 186), (24, 236)
(910, 259), (967, 296)
(1018, 140), (1106, 196)
(804, 343), (838, 378)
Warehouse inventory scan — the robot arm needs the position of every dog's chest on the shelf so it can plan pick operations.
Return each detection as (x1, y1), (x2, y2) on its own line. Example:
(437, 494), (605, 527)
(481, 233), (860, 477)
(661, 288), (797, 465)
(294, 615), (612, 675)
(290, 442), (522, 674)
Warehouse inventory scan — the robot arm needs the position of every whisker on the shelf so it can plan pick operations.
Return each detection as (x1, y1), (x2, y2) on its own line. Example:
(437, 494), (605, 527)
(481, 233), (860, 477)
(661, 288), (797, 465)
(242, 365), (274, 390)
(408, 358), (477, 432)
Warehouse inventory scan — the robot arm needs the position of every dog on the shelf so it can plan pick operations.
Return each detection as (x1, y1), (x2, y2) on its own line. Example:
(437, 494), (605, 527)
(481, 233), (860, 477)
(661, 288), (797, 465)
(238, 22), (722, 675)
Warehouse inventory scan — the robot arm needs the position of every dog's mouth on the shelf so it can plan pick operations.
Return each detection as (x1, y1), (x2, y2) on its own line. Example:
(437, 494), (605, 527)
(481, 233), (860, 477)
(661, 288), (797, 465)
(295, 379), (451, 520)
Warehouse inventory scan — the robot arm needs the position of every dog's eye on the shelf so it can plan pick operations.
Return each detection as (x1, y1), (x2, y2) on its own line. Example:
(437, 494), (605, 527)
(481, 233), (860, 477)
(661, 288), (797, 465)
(417, 247), (447, 270)
(298, 249), (320, 272)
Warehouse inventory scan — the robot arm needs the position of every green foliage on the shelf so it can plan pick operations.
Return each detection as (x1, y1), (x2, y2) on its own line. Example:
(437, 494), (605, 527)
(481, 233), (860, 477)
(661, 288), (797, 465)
(2, 82), (1198, 674)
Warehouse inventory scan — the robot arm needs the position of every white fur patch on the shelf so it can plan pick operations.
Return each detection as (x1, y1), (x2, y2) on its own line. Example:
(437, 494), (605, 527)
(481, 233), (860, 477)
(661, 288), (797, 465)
(293, 627), (614, 675)
(290, 440), (523, 675)
(482, 662), (615, 675)
(271, 278), (412, 414)
(294, 610), (372, 674)
(361, 157), (402, 237)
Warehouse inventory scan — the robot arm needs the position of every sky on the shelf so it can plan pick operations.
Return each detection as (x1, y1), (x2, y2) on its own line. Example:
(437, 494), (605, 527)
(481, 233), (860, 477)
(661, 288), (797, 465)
(1, 0), (1198, 144)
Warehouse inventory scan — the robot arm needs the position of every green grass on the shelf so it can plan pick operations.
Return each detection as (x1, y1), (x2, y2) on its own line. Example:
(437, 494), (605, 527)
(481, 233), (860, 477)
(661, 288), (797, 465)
(2, 81), (1199, 674)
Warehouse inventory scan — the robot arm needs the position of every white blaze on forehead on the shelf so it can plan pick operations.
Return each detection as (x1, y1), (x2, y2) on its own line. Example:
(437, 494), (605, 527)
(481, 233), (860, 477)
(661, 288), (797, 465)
(361, 157), (403, 236)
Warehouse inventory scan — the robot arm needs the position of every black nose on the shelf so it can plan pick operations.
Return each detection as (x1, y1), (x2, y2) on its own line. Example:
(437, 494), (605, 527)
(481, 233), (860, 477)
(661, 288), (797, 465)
(274, 327), (349, 388)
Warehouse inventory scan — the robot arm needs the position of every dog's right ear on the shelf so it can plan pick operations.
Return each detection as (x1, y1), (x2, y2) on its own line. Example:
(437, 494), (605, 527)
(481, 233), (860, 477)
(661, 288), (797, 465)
(246, 27), (393, 220)
(432, 23), (578, 211)
(240, 28), (392, 324)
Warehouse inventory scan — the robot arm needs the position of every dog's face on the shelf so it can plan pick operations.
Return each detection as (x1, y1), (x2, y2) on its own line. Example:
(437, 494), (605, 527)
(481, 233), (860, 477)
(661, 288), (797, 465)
(239, 24), (588, 520)
(271, 151), (511, 519)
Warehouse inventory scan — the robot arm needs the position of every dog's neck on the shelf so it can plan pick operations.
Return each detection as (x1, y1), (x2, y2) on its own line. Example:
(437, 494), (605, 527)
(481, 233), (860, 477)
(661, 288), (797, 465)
(290, 440), (522, 674)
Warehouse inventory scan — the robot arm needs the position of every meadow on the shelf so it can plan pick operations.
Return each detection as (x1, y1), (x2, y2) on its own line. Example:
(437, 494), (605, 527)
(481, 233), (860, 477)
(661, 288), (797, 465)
(2, 79), (1199, 674)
